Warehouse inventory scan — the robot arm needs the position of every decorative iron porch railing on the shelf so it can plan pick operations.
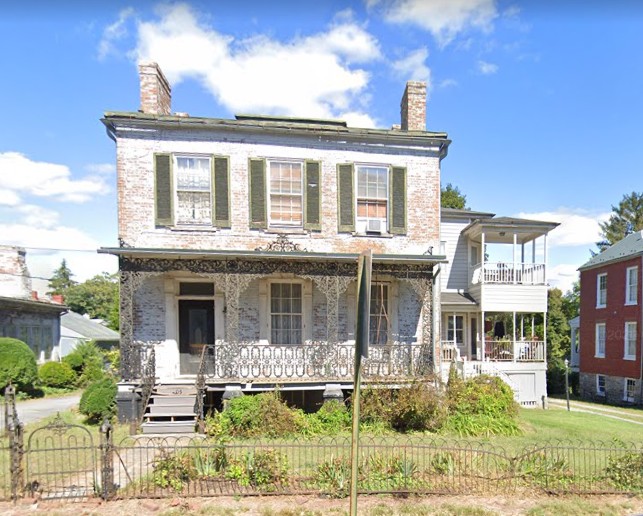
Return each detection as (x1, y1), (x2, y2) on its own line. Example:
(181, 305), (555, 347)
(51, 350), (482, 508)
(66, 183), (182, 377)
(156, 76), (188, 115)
(186, 341), (431, 382)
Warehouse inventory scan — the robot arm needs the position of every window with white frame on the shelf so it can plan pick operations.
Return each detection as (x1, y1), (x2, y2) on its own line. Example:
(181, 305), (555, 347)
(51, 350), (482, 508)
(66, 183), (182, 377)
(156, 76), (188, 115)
(270, 282), (303, 345)
(447, 315), (465, 345)
(175, 156), (212, 225)
(624, 378), (636, 402)
(624, 321), (637, 360)
(596, 273), (607, 308)
(626, 266), (638, 305)
(369, 283), (389, 345)
(595, 323), (606, 358)
(356, 165), (388, 234)
(596, 374), (606, 396)
(268, 160), (303, 227)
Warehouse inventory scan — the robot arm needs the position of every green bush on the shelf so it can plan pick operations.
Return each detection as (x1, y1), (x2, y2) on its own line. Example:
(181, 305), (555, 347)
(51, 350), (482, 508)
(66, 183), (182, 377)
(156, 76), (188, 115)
(0, 337), (38, 391)
(224, 392), (301, 438)
(225, 448), (289, 490)
(79, 377), (117, 423)
(391, 382), (446, 433)
(604, 451), (643, 491)
(152, 451), (196, 491)
(38, 361), (76, 389)
(360, 387), (394, 427)
(305, 400), (351, 435)
(63, 340), (107, 386)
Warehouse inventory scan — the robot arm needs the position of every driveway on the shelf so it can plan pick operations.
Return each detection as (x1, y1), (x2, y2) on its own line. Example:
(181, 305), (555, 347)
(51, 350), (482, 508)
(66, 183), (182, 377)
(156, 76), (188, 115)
(14, 393), (82, 425)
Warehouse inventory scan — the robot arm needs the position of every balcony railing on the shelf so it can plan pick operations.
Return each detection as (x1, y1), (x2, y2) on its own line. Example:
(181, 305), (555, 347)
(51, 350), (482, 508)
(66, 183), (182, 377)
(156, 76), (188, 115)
(181, 342), (430, 381)
(470, 262), (546, 285)
(440, 341), (462, 362)
(483, 339), (545, 362)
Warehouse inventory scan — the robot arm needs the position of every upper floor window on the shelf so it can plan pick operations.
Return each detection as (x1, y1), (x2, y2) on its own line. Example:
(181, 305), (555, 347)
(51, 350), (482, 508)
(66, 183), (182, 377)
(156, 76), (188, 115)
(175, 156), (211, 225)
(356, 166), (388, 234)
(595, 322), (606, 358)
(154, 153), (230, 228)
(596, 273), (607, 308)
(337, 163), (407, 235)
(268, 161), (303, 227)
(624, 321), (637, 360)
(626, 266), (638, 305)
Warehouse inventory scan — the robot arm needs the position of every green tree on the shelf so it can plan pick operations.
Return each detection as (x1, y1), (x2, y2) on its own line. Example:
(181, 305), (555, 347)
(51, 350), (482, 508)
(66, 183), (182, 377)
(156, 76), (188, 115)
(546, 288), (572, 394)
(47, 259), (76, 295)
(562, 279), (580, 320)
(598, 191), (643, 249)
(64, 273), (119, 329)
(441, 183), (467, 209)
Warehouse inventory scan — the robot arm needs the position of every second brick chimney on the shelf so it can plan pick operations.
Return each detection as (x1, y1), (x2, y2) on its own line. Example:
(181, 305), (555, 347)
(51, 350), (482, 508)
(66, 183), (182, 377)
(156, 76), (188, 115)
(400, 81), (426, 131)
(139, 61), (172, 115)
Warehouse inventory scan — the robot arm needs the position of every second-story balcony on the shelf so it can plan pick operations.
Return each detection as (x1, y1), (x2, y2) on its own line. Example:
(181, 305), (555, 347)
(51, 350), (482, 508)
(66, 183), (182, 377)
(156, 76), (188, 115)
(470, 261), (546, 285)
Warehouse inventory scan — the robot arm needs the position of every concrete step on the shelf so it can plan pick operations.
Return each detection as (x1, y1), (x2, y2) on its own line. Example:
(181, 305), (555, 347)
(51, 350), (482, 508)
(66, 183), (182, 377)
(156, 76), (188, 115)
(141, 421), (197, 434)
(150, 395), (196, 406)
(148, 404), (196, 416)
(154, 385), (198, 396)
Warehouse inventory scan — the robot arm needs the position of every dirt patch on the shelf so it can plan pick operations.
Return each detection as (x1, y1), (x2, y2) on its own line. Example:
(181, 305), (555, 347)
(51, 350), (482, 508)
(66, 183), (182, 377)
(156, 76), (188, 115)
(1, 494), (642, 515)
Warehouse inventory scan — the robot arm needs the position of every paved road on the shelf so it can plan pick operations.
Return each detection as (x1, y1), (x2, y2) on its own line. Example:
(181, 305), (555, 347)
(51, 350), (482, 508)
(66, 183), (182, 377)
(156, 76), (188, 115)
(15, 393), (82, 425)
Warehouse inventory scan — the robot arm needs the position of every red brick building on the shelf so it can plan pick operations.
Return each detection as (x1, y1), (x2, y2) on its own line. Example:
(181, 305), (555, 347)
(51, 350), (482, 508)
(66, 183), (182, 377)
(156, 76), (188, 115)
(578, 231), (643, 405)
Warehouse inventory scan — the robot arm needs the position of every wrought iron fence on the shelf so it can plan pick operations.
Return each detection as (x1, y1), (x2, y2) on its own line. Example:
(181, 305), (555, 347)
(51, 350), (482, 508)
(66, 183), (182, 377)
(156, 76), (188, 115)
(0, 388), (641, 502)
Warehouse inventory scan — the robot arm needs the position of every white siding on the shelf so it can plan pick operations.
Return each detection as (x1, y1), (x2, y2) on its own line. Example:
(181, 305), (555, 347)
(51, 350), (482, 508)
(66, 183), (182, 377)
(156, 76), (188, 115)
(440, 218), (470, 291)
(481, 284), (547, 312)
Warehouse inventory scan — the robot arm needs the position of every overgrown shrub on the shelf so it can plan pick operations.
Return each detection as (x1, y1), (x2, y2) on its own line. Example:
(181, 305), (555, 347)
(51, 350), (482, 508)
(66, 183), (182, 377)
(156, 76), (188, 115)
(304, 400), (351, 435)
(38, 361), (76, 389)
(0, 337), (38, 391)
(360, 387), (394, 427)
(604, 451), (643, 491)
(152, 451), (196, 491)
(391, 382), (446, 433)
(225, 449), (289, 489)
(224, 392), (301, 438)
(63, 340), (107, 387)
(79, 377), (117, 423)
(314, 456), (352, 497)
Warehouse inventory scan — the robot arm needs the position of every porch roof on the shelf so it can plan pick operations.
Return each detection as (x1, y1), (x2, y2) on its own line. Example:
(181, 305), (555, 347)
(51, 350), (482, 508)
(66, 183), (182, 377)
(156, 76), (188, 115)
(98, 247), (447, 267)
(462, 216), (560, 244)
(441, 292), (478, 306)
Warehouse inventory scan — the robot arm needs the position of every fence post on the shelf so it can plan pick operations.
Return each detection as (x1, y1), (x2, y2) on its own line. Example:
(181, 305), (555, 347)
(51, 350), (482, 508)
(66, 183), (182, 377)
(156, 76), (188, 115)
(6, 386), (24, 502)
(100, 418), (115, 500)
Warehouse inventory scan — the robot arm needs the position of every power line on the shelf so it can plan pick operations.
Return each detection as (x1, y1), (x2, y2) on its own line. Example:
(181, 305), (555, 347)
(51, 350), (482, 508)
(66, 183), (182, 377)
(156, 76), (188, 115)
(4, 246), (107, 253)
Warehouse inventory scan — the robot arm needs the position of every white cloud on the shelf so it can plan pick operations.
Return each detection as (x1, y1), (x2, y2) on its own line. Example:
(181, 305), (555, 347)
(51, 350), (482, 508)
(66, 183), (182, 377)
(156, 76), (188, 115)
(98, 7), (135, 60)
(0, 152), (110, 203)
(477, 60), (498, 75)
(548, 263), (580, 294)
(0, 189), (20, 206)
(15, 204), (60, 229)
(85, 163), (116, 176)
(371, 0), (498, 47)
(391, 47), (431, 83)
(129, 3), (380, 123)
(516, 209), (611, 248)
(437, 78), (458, 89)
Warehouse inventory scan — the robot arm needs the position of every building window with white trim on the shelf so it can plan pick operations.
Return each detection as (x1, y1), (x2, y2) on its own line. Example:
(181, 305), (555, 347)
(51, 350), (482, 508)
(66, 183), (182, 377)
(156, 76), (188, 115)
(596, 374), (606, 396)
(356, 165), (388, 234)
(595, 323), (606, 358)
(624, 321), (637, 360)
(268, 160), (303, 227)
(175, 156), (212, 225)
(596, 273), (607, 308)
(626, 266), (638, 305)
(270, 282), (303, 345)
(624, 378), (636, 402)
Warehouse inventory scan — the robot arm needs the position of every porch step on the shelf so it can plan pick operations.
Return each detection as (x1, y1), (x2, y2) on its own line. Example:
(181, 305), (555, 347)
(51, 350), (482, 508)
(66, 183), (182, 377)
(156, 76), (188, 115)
(141, 421), (197, 434)
(140, 384), (202, 435)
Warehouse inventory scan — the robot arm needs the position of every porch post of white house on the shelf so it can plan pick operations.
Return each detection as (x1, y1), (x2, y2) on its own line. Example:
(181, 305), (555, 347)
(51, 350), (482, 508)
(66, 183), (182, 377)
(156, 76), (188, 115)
(531, 315), (535, 339)
(544, 234), (548, 284)
(513, 233), (518, 284)
(481, 310), (485, 360)
(512, 311), (517, 362)
(543, 311), (547, 362)
(481, 231), (486, 283)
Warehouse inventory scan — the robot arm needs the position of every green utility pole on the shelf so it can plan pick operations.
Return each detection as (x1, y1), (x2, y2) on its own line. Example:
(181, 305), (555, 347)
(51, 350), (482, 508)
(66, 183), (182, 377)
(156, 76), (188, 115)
(350, 250), (372, 516)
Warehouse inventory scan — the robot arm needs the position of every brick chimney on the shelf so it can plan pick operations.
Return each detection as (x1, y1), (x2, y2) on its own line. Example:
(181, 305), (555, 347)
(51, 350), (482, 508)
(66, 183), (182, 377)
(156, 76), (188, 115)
(400, 81), (426, 131)
(139, 61), (172, 115)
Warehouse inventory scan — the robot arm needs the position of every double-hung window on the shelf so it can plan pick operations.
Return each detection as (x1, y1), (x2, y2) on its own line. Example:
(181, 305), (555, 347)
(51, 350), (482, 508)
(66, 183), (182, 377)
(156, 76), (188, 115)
(446, 315), (464, 345)
(626, 266), (638, 305)
(369, 284), (389, 345)
(595, 323), (606, 358)
(624, 321), (637, 360)
(270, 283), (303, 345)
(596, 375), (606, 396)
(356, 165), (388, 234)
(175, 156), (212, 225)
(596, 273), (607, 308)
(624, 378), (636, 402)
(268, 161), (303, 227)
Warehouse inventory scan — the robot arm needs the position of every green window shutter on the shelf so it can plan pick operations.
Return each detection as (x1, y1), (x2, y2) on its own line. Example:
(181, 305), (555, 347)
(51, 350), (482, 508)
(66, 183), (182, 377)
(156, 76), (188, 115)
(304, 160), (322, 231)
(248, 158), (267, 229)
(389, 166), (407, 235)
(154, 153), (173, 226)
(337, 163), (355, 233)
(212, 156), (231, 228)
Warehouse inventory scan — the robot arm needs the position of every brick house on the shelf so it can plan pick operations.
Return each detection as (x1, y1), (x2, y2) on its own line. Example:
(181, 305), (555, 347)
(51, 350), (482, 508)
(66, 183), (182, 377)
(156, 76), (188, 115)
(577, 231), (643, 405)
(100, 63), (450, 431)
(0, 246), (65, 362)
(439, 209), (559, 406)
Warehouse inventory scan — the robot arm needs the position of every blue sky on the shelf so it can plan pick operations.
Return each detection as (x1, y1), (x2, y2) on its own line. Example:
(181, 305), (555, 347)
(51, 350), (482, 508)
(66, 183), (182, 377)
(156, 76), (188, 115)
(1, 0), (642, 294)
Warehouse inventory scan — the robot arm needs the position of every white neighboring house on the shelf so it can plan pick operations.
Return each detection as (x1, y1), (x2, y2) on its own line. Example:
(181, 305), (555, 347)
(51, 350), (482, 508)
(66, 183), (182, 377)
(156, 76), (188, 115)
(439, 208), (560, 406)
(58, 311), (120, 359)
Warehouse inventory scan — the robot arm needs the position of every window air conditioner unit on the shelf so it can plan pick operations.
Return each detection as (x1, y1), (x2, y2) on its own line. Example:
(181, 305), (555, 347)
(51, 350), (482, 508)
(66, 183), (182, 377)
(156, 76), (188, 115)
(366, 219), (383, 234)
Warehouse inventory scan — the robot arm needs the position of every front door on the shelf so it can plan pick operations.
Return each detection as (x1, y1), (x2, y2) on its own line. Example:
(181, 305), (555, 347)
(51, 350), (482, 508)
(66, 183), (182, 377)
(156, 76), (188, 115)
(179, 300), (215, 375)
